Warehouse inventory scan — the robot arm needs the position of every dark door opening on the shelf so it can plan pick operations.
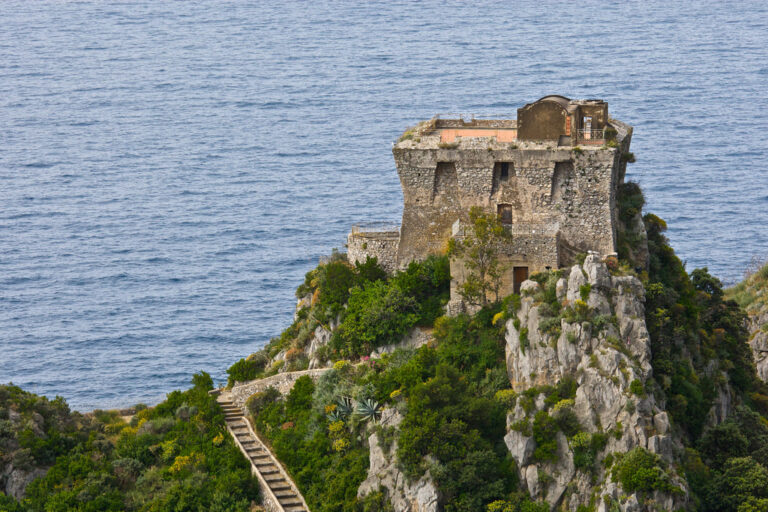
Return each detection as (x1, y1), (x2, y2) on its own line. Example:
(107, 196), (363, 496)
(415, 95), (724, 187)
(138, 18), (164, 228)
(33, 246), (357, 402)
(498, 204), (513, 225)
(513, 266), (529, 295)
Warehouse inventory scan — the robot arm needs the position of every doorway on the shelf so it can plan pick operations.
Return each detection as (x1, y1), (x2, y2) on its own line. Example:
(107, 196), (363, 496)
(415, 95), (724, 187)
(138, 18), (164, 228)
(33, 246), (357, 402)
(513, 266), (529, 294)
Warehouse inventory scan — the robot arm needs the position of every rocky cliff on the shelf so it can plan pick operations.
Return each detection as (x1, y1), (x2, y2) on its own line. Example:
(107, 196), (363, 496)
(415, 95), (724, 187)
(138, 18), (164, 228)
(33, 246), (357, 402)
(504, 255), (688, 511)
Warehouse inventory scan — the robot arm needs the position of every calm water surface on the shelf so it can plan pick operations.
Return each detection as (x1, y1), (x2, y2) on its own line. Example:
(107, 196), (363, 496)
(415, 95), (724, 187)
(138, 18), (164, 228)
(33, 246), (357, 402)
(2, 1), (767, 409)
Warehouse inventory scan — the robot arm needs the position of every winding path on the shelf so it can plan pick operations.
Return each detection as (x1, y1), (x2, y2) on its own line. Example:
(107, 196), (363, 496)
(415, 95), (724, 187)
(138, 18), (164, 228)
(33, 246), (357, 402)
(218, 394), (311, 512)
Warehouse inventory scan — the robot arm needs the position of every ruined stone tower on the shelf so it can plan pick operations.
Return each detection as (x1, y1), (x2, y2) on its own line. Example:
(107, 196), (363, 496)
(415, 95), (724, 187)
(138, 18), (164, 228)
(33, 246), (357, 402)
(348, 95), (633, 302)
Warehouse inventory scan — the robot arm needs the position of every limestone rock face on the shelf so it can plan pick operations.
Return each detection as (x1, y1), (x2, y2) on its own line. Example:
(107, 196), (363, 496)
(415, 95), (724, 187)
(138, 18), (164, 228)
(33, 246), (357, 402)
(747, 309), (768, 382)
(1, 408), (50, 499)
(3, 466), (48, 500)
(357, 409), (440, 512)
(504, 255), (688, 511)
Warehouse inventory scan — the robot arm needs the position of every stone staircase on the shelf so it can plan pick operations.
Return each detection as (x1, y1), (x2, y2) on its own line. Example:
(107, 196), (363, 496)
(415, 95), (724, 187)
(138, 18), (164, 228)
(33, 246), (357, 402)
(218, 396), (310, 512)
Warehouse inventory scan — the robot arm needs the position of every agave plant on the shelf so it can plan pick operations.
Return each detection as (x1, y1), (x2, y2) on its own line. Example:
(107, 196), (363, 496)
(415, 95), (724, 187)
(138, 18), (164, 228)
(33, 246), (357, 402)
(355, 398), (382, 423)
(327, 410), (344, 423)
(335, 396), (354, 419)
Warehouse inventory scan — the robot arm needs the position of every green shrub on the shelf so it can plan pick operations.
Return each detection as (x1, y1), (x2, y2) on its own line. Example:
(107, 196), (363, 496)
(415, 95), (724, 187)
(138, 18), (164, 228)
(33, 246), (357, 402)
(246, 387), (281, 415)
(331, 280), (419, 358)
(532, 411), (559, 462)
(226, 358), (263, 386)
(20, 373), (259, 511)
(519, 327), (529, 354)
(570, 432), (608, 472)
(629, 379), (645, 396)
(613, 447), (677, 493)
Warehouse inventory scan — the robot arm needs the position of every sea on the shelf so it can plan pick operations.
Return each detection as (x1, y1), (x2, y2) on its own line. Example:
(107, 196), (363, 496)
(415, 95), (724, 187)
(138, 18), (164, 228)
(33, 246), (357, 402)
(2, 1), (768, 411)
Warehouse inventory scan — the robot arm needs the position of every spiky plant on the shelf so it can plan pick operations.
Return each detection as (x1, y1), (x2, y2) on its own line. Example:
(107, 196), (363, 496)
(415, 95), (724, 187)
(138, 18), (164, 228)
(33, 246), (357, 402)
(327, 410), (343, 423)
(335, 396), (354, 419)
(355, 398), (381, 423)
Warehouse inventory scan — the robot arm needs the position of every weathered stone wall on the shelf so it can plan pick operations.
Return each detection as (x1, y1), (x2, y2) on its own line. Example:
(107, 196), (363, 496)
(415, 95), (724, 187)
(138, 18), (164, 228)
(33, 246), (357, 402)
(229, 369), (329, 409)
(347, 230), (399, 273)
(393, 137), (625, 272)
(449, 227), (560, 307)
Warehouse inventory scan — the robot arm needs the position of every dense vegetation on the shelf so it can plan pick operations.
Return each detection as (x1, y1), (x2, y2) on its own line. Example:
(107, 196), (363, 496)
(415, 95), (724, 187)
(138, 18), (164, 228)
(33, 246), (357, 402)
(247, 293), (549, 512)
(0, 374), (258, 511)
(226, 253), (451, 385)
(614, 183), (768, 511)
(9, 180), (768, 511)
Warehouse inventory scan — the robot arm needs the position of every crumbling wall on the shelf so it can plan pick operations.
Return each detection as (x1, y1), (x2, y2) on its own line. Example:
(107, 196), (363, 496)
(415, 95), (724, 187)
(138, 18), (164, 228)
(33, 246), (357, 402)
(347, 230), (400, 273)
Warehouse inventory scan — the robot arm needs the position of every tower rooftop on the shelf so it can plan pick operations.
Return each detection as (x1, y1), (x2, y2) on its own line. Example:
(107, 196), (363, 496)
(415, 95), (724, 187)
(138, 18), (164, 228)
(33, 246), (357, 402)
(395, 96), (626, 150)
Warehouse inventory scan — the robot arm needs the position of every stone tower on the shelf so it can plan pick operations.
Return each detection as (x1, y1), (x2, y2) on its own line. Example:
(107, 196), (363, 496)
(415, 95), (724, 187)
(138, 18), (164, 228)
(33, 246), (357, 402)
(348, 96), (633, 300)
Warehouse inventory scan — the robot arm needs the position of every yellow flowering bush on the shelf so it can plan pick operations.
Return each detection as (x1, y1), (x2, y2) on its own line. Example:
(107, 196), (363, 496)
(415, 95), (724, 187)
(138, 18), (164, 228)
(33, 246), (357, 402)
(168, 452), (205, 474)
(332, 438), (349, 452)
(333, 360), (350, 371)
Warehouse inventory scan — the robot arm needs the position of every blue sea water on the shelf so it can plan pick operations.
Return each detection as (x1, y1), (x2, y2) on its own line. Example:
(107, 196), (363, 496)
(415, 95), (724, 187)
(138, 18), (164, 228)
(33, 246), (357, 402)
(1, 1), (768, 410)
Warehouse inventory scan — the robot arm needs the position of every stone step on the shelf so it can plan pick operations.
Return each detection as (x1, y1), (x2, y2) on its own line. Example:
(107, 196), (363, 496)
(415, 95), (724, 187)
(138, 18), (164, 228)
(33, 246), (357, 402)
(273, 489), (295, 498)
(284, 506), (306, 512)
(259, 466), (279, 475)
(270, 482), (291, 491)
(264, 473), (286, 482)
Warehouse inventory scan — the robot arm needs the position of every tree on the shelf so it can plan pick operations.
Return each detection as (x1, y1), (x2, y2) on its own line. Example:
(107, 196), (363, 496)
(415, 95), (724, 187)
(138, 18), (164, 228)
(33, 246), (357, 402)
(447, 207), (512, 306)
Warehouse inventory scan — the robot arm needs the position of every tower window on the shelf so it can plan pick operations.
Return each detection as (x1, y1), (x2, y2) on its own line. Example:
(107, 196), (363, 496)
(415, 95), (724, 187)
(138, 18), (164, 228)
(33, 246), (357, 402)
(500, 162), (510, 180)
(498, 204), (513, 224)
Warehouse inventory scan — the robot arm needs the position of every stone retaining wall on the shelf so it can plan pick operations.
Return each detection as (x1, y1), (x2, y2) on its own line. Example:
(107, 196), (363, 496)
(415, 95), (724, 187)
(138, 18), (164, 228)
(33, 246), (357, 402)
(347, 230), (400, 273)
(229, 369), (329, 409)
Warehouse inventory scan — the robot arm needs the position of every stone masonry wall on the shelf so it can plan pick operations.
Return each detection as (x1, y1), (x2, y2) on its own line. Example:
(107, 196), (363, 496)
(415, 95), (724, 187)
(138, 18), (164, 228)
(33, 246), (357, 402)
(393, 133), (628, 270)
(347, 230), (399, 273)
(229, 369), (329, 409)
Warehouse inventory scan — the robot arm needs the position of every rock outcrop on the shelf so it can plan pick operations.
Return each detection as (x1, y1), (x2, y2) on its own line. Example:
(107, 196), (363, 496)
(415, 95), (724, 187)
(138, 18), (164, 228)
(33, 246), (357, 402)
(1, 409), (50, 500)
(747, 309), (768, 382)
(357, 409), (440, 512)
(504, 255), (688, 511)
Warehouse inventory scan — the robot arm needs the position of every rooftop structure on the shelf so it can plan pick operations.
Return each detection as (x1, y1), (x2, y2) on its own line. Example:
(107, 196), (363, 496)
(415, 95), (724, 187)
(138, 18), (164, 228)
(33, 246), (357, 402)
(348, 96), (633, 307)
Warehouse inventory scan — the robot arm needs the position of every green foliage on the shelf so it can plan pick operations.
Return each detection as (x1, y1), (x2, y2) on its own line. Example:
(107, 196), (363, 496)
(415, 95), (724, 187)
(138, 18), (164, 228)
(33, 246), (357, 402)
(315, 260), (360, 323)
(355, 398), (382, 423)
(629, 379), (645, 396)
(617, 182), (645, 223)
(579, 283), (592, 302)
(613, 447), (678, 494)
(246, 386), (281, 416)
(226, 357), (263, 387)
(486, 494), (549, 512)
(570, 432), (608, 472)
(385, 312), (517, 511)
(322, 255), (449, 360)
(355, 489), (394, 512)
(686, 407), (768, 510)
(448, 206), (512, 306)
(531, 411), (558, 462)
(713, 457), (768, 511)
(519, 327), (529, 354)
(331, 280), (419, 358)
(390, 255), (451, 325)
(12, 373), (259, 511)
(642, 210), (758, 441)
(616, 181), (646, 263)
(253, 374), (370, 512)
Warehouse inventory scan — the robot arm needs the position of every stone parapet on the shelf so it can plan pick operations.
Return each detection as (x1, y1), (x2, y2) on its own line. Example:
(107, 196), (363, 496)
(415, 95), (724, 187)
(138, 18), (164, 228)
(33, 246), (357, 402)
(347, 228), (400, 273)
(229, 368), (329, 409)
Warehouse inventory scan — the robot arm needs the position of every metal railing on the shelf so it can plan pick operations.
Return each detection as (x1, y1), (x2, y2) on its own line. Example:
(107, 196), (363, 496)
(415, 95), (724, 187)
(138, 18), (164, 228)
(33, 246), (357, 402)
(577, 129), (605, 142)
(433, 113), (514, 121)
